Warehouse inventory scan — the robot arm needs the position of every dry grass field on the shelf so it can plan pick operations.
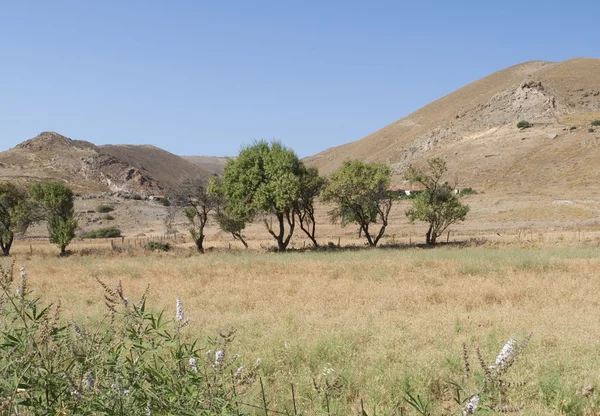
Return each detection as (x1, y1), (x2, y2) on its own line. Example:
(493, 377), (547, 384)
(3, 242), (600, 415)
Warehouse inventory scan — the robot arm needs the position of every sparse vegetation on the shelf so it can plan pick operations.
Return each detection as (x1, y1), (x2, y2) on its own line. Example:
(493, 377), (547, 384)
(79, 226), (122, 238)
(102, 213), (115, 220)
(95, 204), (114, 213)
(588, 128), (595, 133)
(591, 120), (600, 126)
(570, 126), (577, 130)
(517, 120), (531, 129)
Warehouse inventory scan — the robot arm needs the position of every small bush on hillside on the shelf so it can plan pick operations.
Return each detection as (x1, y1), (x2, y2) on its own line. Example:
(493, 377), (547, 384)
(102, 213), (115, 220)
(459, 187), (477, 196)
(95, 204), (114, 213)
(517, 120), (531, 129)
(570, 126), (577, 131)
(589, 128), (595, 133)
(123, 193), (143, 200)
(591, 120), (600, 126)
(157, 197), (171, 206)
(79, 227), (122, 239)
(146, 241), (171, 251)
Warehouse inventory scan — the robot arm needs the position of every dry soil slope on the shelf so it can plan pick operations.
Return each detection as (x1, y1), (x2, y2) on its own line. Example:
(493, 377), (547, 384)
(305, 58), (600, 198)
(100, 145), (212, 190)
(0, 132), (167, 196)
(182, 156), (230, 176)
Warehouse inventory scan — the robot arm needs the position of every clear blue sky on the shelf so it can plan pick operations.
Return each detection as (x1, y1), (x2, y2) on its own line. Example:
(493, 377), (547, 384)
(1, 1), (598, 157)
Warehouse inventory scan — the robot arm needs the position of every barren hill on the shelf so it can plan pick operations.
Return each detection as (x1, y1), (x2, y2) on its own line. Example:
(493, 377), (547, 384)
(0, 132), (205, 196)
(305, 58), (600, 199)
(100, 145), (211, 189)
(182, 156), (230, 176)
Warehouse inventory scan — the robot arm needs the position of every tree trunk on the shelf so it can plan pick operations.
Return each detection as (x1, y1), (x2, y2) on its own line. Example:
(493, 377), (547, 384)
(195, 234), (205, 253)
(233, 232), (248, 249)
(425, 224), (433, 246)
(1, 233), (13, 256)
(59, 245), (67, 257)
(362, 223), (375, 247)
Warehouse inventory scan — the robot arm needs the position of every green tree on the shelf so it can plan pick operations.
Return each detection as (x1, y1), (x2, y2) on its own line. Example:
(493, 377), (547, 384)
(0, 183), (35, 256)
(295, 166), (325, 247)
(29, 182), (77, 256)
(404, 158), (469, 246)
(208, 177), (249, 249)
(168, 175), (218, 253)
(222, 141), (307, 252)
(321, 160), (394, 247)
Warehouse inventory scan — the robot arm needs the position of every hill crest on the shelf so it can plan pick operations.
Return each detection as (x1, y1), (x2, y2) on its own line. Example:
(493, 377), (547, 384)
(305, 58), (600, 197)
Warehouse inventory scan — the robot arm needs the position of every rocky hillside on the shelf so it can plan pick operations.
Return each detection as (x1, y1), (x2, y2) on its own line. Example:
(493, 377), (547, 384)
(0, 132), (206, 196)
(305, 58), (600, 198)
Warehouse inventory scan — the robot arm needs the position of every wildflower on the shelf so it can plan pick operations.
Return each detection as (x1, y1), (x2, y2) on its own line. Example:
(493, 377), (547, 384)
(175, 298), (184, 321)
(463, 395), (479, 415)
(215, 350), (224, 366)
(235, 366), (244, 378)
(490, 337), (516, 372)
(255, 358), (262, 368)
(145, 405), (152, 416)
(232, 353), (240, 362)
(72, 323), (83, 338)
(189, 357), (198, 373)
(16, 265), (27, 297)
(84, 373), (95, 389)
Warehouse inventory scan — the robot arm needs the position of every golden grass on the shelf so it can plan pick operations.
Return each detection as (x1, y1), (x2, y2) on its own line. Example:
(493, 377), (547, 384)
(3, 245), (600, 414)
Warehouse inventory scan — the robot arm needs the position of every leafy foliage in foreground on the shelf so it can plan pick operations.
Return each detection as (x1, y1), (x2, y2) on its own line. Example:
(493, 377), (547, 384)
(0, 262), (260, 415)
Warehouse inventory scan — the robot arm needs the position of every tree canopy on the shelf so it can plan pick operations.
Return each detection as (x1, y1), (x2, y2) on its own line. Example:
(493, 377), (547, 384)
(221, 141), (307, 252)
(321, 160), (393, 247)
(29, 182), (77, 256)
(0, 183), (35, 256)
(404, 158), (469, 246)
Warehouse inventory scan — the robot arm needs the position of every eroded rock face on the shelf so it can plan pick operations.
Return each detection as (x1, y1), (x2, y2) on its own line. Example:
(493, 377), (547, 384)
(5, 132), (162, 196)
(391, 81), (564, 173)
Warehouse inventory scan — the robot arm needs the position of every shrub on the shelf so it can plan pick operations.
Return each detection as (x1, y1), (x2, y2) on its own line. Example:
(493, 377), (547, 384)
(569, 126), (577, 131)
(591, 120), (600, 126)
(459, 187), (477, 196)
(589, 128), (595, 133)
(102, 213), (115, 220)
(124, 194), (143, 200)
(79, 227), (122, 239)
(95, 204), (114, 213)
(0, 263), (261, 415)
(517, 120), (531, 129)
(146, 241), (171, 251)
(157, 197), (171, 206)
